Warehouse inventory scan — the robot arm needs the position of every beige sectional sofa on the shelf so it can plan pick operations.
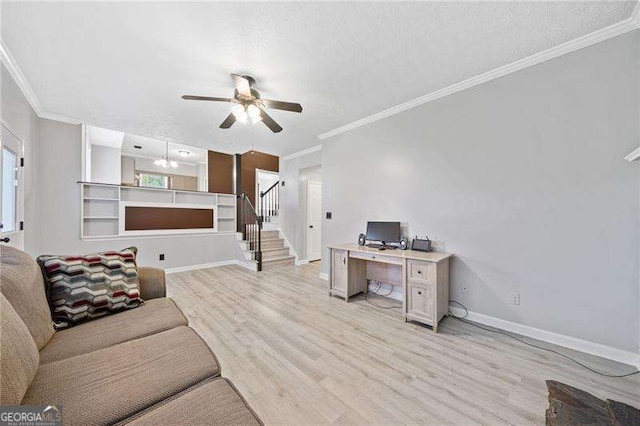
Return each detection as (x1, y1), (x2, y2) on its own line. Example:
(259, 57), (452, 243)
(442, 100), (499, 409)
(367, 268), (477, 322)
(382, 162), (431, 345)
(0, 247), (262, 425)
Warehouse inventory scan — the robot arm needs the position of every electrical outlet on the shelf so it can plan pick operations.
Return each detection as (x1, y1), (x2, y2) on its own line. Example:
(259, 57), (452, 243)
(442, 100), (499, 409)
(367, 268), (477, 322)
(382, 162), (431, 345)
(159, 254), (165, 261)
(461, 284), (469, 295)
(509, 291), (520, 305)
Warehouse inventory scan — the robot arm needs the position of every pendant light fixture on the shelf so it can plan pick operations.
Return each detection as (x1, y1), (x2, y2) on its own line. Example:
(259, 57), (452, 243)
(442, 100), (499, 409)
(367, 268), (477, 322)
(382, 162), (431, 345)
(154, 141), (178, 168)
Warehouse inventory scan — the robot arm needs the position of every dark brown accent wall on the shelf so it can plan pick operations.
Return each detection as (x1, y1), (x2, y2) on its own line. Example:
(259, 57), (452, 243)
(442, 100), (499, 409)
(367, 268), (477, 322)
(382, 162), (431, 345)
(241, 150), (279, 205)
(125, 206), (214, 230)
(208, 151), (234, 194)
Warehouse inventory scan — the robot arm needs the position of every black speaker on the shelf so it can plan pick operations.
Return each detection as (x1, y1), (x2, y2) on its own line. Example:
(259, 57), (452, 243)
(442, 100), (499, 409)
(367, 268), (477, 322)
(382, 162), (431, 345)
(358, 233), (366, 246)
(399, 237), (408, 250)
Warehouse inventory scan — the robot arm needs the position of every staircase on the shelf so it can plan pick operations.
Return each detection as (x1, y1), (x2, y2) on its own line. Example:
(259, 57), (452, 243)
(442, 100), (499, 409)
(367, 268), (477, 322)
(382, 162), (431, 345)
(237, 181), (294, 271)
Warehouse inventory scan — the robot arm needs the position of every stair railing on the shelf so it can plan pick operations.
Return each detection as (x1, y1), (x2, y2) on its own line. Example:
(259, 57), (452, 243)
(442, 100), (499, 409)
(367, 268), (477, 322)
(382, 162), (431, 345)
(259, 180), (279, 223)
(238, 192), (263, 271)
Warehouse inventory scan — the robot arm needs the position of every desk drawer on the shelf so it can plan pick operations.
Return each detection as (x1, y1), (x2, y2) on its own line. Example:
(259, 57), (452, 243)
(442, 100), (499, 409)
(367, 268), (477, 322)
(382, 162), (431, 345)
(408, 260), (436, 284)
(407, 283), (434, 323)
(349, 251), (403, 265)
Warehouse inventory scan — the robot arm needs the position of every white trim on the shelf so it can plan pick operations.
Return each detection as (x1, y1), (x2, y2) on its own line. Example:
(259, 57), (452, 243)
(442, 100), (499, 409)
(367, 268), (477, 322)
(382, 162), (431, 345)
(1, 39), (82, 125)
(39, 112), (82, 125)
(449, 306), (640, 369)
(319, 272), (328, 281)
(165, 259), (239, 274)
(633, 1), (640, 27)
(281, 144), (322, 161)
(0, 40), (42, 115)
(1, 120), (26, 144)
(235, 260), (258, 272)
(278, 229), (298, 262)
(295, 259), (309, 266)
(318, 15), (640, 140)
(624, 147), (640, 162)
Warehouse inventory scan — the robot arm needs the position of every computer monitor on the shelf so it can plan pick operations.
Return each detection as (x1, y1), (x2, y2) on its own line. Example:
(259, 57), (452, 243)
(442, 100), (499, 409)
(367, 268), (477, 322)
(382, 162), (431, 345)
(366, 221), (401, 246)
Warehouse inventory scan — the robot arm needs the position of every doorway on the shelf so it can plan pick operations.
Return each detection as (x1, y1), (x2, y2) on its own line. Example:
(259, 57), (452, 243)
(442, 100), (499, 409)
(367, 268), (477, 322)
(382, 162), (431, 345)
(306, 180), (322, 261)
(256, 169), (279, 219)
(0, 125), (24, 249)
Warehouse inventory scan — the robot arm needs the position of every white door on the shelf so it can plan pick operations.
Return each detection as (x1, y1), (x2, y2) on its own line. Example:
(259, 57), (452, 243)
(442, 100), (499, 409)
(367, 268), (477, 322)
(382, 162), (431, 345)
(307, 181), (322, 261)
(1, 126), (24, 249)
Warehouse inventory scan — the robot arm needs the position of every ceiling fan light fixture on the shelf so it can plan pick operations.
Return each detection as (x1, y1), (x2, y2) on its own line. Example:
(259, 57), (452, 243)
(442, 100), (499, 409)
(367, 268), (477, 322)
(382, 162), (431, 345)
(182, 73), (302, 132)
(247, 104), (262, 124)
(231, 103), (248, 124)
(169, 160), (178, 168)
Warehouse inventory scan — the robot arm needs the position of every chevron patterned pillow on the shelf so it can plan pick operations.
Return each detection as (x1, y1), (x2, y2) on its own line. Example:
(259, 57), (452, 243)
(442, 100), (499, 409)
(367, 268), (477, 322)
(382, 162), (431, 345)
(37, 247), (142, 329)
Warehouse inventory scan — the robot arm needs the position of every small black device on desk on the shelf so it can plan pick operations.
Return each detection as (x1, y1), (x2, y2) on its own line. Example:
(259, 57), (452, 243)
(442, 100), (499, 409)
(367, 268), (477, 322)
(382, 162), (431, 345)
(411, 236), (432, 252)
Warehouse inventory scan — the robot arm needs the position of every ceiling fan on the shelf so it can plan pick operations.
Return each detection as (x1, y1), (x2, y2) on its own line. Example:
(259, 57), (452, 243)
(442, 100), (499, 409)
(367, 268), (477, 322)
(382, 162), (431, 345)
(182, 74), (303, 133)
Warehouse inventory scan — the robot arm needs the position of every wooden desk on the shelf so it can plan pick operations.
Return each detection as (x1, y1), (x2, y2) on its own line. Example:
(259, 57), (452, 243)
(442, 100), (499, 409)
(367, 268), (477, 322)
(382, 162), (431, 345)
(328, 243), (453, 332)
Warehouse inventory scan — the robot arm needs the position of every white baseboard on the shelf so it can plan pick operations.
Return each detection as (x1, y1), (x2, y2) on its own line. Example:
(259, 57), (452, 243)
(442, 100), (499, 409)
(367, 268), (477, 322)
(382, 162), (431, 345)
(165, 260), (239, 274)
(295, 259), (309, 266)
(319, 272), (328, 281)
(449, 306), (640, 369)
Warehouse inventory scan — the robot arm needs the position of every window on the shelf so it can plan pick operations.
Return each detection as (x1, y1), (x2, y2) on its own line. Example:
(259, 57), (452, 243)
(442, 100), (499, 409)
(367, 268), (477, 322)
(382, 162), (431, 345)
(2, 147), (17, 232)
(139, 173), (169, 189)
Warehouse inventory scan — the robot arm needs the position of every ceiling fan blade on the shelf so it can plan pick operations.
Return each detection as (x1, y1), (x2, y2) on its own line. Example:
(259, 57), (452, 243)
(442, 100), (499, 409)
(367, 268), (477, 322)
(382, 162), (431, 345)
(219, 113), (236, 129)
(182, 95), (233, 102)
(263, 99), (303, 113)
(260, 109), (283, 133)
(231, 74), (251, 97)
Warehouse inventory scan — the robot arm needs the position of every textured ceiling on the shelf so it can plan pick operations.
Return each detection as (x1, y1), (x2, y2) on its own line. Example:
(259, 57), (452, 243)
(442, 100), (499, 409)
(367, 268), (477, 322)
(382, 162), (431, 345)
(1, 2), (636, 156)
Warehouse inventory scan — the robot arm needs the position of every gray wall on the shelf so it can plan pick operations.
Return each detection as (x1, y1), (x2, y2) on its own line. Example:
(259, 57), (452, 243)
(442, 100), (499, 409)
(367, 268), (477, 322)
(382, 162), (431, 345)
(322, 32), (640, 352)
(1, 63), (40, 253)
(35, 119), (245, 268)
(279, 149), (322, 260)
(2, 69), (246, 267)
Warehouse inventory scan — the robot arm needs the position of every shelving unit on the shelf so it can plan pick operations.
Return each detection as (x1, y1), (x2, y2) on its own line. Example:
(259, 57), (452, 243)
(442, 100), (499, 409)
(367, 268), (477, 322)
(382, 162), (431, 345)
(80, 182), (236, 239)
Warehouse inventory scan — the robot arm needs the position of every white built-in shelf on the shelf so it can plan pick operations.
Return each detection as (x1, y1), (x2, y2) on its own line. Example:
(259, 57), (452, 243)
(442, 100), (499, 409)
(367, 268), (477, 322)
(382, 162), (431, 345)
(84, 216), (119, 220)
(79, 182), (236, 239)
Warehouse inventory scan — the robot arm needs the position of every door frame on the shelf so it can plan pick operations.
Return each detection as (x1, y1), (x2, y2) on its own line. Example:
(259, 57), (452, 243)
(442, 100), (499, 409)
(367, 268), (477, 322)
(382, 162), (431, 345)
(1, 121), (25, 249)
(255, 169), (279, 200)
(306, 180), (322, 262)
(255, 168), (279, 213)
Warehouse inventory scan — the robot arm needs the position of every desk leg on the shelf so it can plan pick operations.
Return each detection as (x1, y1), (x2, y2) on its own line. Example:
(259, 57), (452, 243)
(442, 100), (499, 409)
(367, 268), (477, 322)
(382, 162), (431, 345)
(402, 259), (407, 322)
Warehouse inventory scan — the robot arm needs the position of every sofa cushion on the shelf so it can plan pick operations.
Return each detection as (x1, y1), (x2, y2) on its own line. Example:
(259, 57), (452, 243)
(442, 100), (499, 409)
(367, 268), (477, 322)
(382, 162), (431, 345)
(0, 246), (55, 349)
(124, 378), (262, 426)
(0, 293), (40, 405)
(39, 298), (188, 364)
(22, 326), (220, 426)
(37, 247), (141, 329)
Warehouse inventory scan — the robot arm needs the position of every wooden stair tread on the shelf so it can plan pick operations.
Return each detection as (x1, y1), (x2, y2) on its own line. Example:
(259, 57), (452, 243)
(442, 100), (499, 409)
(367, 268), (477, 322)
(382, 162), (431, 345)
(261, 247), (290, 253)
(262, 255), (295, 262)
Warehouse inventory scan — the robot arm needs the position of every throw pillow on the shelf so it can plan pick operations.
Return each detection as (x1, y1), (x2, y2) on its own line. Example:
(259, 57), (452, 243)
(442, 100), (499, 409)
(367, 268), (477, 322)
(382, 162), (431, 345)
(37, 247), (142, 329)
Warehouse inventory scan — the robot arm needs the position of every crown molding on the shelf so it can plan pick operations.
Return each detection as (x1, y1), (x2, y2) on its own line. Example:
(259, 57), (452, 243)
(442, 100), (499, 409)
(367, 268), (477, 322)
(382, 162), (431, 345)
(0, 39), (42, 115)
(632, 1), (640, 27)
(39, 111), (83, 126)
(281, 144), (322, 161)
(319, 12), (640, 140)
(624, 147), (640, 163)
(1, 38), (82, 125)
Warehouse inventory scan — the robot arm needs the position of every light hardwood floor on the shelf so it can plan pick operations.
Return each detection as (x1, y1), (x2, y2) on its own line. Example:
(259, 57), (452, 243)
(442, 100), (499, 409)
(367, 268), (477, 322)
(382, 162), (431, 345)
(167, 262), (639, 425)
